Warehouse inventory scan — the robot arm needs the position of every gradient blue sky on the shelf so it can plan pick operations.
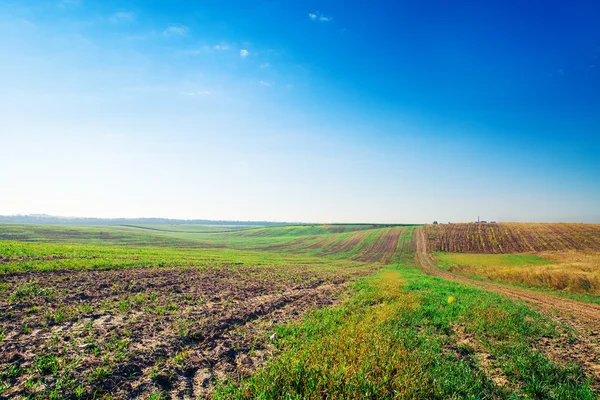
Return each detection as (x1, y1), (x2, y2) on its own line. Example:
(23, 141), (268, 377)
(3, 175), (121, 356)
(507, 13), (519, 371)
(1, 0), (599, 223)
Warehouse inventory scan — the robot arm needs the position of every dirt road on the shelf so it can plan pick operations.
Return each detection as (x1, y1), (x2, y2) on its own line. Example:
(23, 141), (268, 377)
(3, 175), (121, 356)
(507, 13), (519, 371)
(414, 227), (600, 384)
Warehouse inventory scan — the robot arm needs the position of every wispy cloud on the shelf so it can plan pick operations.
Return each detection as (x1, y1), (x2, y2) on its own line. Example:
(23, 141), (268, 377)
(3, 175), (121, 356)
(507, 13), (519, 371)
(240, 49), (249, 58)
(163, 24), (189, 37)
(109, 11), (135, 23)
(180, 44), (231, 55)
(259, 81), (272, 87)
(309, 12), (331, 22)
(14, 19), (37, 29)
(181, 91), (211, 97)
(259, 62), (271, 68)
(58, 0), (81, 7)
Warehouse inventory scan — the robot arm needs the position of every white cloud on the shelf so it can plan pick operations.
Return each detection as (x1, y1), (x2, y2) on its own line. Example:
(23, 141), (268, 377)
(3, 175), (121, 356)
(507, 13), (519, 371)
(259, 81), (272, 87)
(181, 44), (230, 55)
(181, 91), (211, 97)
(163, 25), (189, 37)
(109, 11), (135, 23)
(240, 49), (249, 58)
(259, 62), (271, 68)
(309, 12), (331, 22)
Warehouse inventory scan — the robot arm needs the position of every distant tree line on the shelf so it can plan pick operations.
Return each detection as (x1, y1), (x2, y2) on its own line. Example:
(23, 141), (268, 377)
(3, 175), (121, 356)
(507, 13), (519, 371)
(0, 214), (292, 226)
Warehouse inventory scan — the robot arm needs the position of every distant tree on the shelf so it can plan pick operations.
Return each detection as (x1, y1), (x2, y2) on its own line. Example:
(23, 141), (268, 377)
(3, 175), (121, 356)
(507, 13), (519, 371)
(433, 221), (438, 225)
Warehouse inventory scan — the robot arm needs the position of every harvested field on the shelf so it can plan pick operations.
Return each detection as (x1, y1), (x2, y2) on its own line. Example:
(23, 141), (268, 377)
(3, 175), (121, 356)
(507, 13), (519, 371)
(425, 223), (600, 253)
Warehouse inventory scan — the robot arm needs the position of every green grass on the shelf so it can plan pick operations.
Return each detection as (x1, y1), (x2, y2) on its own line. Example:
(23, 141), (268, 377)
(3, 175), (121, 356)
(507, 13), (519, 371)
(215, 259), (595, 398)
(0, 238), (373, 275)
(434, 252), (553, 269)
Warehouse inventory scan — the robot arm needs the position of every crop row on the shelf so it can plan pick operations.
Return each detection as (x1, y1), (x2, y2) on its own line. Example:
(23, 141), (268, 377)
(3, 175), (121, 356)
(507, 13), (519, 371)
(425, 223), (600, 253)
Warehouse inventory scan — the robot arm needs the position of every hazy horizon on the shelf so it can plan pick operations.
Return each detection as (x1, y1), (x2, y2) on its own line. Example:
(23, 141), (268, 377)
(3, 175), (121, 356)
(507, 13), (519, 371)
(1, 1), (599, 223)
(1, 213), (599, 225)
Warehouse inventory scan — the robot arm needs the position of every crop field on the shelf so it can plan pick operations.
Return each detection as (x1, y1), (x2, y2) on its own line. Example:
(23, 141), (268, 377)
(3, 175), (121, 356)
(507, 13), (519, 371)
(0, 225), (219, 248)
(1, 223), (599, 399)
(425, 223), (600, 253)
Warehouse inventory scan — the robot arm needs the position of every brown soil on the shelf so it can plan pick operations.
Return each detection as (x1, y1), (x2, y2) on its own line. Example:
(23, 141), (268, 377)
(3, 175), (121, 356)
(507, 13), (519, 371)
(447, 326), (511, 391)
(0, 265), (362, 399)
(414, 227), (600, 388)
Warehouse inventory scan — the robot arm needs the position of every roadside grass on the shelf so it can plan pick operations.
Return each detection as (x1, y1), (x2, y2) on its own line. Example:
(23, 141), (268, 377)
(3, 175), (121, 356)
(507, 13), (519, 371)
(441, 271), (600, 306)
(214, 262), (596, 399)
(434, 252), (600, 298)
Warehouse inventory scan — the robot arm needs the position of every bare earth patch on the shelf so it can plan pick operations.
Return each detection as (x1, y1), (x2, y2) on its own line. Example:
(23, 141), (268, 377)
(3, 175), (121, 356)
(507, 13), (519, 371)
(0, 265), (364, 399)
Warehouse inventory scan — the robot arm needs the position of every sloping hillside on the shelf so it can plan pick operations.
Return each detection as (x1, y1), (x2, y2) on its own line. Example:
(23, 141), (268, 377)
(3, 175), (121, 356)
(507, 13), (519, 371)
(230, 225), (414, 264)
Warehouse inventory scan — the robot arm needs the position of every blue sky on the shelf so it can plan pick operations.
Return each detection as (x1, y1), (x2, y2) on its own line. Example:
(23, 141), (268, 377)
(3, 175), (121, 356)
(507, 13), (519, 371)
(1, 0), (599, 223)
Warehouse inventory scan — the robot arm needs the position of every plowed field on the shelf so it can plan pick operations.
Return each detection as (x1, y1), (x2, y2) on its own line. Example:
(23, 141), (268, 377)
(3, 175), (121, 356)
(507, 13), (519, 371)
(0, 235), (373, 399)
